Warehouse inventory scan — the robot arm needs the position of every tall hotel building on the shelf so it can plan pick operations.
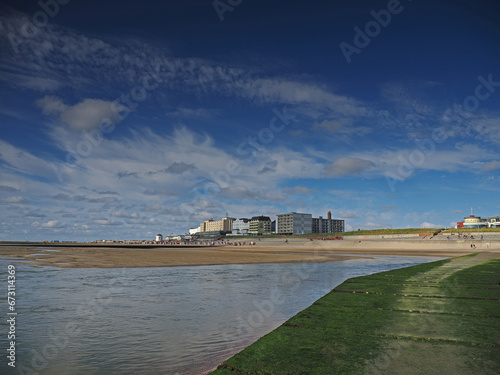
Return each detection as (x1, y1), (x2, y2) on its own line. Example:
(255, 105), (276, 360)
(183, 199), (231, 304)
(200, 217), (234, 233)
(277, 211), (344, 235)
(312, 210), (344, 233)
(276, 212), (312, 235)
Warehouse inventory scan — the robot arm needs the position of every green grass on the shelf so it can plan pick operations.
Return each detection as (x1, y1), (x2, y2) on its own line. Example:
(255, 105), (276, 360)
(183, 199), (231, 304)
(225, 228), (444, 240)
(337, 228), (443, 236)
(442, 227), (500, 233)
(210, 255), (500, 374)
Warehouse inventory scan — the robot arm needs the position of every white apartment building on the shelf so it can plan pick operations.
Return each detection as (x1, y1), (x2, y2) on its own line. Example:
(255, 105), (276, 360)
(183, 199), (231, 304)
(230, 218), (251, 235)
(461, 215), (500, 228)
(189, 226), (201, 235)
(248, 216), (272, 235)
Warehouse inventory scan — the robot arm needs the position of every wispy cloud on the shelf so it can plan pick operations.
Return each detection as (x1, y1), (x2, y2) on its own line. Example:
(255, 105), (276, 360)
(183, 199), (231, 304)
(1, 11), (372, 126)
(283, 186), (318, 194)
(0, 140), (57, 180)
(0, 185), (20, 192)
(0, 196), (29, 204)
(162, 162), (197, 175)
(166, 107), (217, 119)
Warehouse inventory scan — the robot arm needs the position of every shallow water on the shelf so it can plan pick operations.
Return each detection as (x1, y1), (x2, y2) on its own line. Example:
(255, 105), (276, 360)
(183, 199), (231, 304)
(0, 255), (444, 374)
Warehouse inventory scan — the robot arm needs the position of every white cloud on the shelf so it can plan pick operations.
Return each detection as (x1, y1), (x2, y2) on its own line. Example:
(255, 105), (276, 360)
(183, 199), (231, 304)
(334, 144), (488, 181)
(161, 162), (197, 175)
(482, 160), (500, 172)
(14, 126), (315, 228)
(92, 218), (123, 226)
(337, 211), (358, 219)
(283, 186), (317, 194)
(326, 157), (375, 177)
(35, 96), (68, 115)
(0, 73), (64, 92)
(0, 196), (28, 203)
(314, 120), (343, 133)
(1, 12), (370, 125)
(236, 78), (370, 117)
(420, 222), (444, 229)
(0, 140), (56, 180)
(36, 96), (126, 131)
(41, 220), (63, 229)
(0, 185), (20, 192)
(110, 211), (139, 219)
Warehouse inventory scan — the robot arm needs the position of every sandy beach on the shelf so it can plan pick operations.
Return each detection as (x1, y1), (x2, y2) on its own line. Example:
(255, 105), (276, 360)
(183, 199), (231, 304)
(1, 237), (498, 268)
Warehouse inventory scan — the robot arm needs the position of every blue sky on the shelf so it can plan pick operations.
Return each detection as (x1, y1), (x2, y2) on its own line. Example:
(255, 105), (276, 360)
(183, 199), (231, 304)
(0, 0), (499, 241)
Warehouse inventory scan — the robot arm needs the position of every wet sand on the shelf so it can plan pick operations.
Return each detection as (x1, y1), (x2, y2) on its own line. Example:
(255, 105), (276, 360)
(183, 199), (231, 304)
(0, 237), (497, 268)
(0, 245), (356, 268)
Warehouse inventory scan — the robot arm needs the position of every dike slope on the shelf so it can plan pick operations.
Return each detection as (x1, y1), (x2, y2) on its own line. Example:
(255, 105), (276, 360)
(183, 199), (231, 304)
(210, 252), (500, 374)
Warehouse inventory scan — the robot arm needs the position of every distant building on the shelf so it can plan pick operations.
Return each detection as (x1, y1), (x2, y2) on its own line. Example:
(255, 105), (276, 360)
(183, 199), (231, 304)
(248, 216), (272, 235)
(189, 226), (201, 235)
(312, 215), (344, 233)
(460, 215), (500, 228)
(200, 217), (234, 233)
(155, 234), (163, 242)
(277, 211), (344, 235)
(276, 212), (312, 235)
(486, 216), (500, 227)
(230, 218), (251, 236)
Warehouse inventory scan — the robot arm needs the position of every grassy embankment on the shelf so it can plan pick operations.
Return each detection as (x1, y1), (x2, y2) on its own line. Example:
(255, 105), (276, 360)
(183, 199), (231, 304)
(334, 228), (444, 236)
(442, 227), (500, 233)
(225, 228), (444, 240)
(211, 253), (500, 374)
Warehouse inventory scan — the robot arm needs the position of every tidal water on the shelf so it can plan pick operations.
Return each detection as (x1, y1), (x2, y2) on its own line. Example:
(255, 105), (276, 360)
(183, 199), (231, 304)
(0, 254), (444, 374)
